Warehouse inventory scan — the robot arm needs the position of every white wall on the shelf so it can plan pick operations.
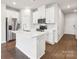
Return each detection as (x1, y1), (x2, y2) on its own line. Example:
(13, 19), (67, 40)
(57, 8), (65, 41)
(1, 3), (6, 43)
(64, 12), (77, 35)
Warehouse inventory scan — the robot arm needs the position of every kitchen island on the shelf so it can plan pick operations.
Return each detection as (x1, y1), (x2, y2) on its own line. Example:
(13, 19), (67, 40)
(12, 30), (48, 59)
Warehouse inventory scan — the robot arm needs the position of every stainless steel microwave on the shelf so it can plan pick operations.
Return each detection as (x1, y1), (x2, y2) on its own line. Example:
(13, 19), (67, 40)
(38, 18), (46, 24)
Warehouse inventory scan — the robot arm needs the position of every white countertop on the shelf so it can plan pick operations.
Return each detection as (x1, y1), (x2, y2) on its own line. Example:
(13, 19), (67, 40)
(11, 28), (56, 37)
(11, 30), (48, 37)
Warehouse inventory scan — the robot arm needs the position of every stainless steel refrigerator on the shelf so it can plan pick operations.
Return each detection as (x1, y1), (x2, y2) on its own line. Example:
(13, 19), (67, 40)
(6, 17), (18, 42)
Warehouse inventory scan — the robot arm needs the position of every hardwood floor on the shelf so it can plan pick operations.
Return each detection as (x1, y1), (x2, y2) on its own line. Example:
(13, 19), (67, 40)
(1, 34), (77, 59)
(41, 34), (77, 59)
(1, 41), (29, 59)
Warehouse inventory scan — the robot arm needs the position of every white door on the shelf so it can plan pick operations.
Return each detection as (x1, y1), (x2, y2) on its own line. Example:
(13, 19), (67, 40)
(64, 13), (77, 36)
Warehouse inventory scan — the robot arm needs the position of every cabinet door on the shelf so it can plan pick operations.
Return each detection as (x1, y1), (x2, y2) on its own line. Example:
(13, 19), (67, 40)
(37, 34), (46, 59)
(38, 7), (41, 19)
(38, 6), (45, 19)
(41, 6), (46, 18)
(33, 11), (39, 24)
(46, 8), (50, 23)
(46, 6), (55, 23)
(33, 12), (36, 24)
(49, 7), (55, 23)
(47, 30), (56, 45)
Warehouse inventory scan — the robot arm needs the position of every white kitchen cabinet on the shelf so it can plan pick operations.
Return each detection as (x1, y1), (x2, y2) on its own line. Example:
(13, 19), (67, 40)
(16, 31), (47, 59)
(49, 7), (55, 23)
(37, 34), (47, 59)
(46, 5), (59, 23)
(33, 11), (39, 24)
(33, 5), (45, 24)
(46, 4), (64, 44)
(32, 4), (64, 45)
(38, 5), (46, 19)
(46, 7), (54, 23)
(47, 29), (56, 45)
(46, 7), (50, 23)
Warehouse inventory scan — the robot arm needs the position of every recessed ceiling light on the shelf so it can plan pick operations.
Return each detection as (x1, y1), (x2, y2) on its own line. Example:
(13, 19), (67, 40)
(13, 2), (16, 5)
(67, 5), (70, 8)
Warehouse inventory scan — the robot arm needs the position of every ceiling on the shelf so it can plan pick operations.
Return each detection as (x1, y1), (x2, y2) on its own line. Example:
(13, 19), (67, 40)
(1, 0), (77, 13)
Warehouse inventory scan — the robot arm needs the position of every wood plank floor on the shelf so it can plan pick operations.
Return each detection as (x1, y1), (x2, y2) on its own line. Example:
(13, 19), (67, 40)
(1, 34), (77, 59)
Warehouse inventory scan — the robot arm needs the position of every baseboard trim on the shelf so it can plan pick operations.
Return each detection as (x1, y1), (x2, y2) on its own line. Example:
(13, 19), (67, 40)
(56, 34), (64, 43)
(64, 34), (76, 39)
(8, 39), (16, 42)
(1, 41), (6, 44)
(64, 34), (75, 36)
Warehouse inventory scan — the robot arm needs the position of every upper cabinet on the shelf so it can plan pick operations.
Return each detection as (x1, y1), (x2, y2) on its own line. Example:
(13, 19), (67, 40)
(38, 5), (46, 19)
(33, 4), (59, 24)
(46, 7), (50, 23)
(46, 4), (59, 23)
(33, 5), (45, 24)
(33, 11), (39, 24)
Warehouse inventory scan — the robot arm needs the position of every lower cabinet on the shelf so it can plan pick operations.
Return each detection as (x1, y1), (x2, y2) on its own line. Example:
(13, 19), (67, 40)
(16, 32), (46, 59)
(37, 34), (46, 59)
(47, 29), (57, 45)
